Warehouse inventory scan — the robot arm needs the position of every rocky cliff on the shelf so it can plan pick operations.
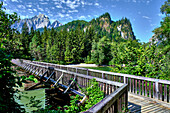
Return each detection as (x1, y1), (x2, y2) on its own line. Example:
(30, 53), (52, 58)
(12, 14), (62, 32)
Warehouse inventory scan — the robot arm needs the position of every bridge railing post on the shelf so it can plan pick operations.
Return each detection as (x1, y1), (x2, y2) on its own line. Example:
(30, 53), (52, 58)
(155, 79), (159, 100)
(48, 67), (54, 77)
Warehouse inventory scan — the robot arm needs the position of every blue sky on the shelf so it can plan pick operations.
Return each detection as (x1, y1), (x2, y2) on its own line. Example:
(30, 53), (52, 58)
(2, 0), (166, 42)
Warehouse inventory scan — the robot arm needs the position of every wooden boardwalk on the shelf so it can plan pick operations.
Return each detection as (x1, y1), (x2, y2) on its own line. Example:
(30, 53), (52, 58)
(13, 59), (170, 113)
(128, 93), (170, 113)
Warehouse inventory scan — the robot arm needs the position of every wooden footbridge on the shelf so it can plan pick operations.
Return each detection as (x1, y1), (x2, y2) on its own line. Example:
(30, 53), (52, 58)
(12, 59), (170, 113)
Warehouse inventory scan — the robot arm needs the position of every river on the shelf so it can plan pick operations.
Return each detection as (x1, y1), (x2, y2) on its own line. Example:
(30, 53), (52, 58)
(15, 87), (46, 112)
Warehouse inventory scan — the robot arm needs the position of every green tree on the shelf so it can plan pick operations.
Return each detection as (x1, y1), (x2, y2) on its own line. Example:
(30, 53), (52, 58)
(20, 22), (31, 58)
(0, 2), (24, 112)
(29, 34), (42, 60)
(153, 0), (170, 46)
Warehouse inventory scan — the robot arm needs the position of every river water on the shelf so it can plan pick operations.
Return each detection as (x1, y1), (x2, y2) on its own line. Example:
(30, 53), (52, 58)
(15, 87), (46, 113)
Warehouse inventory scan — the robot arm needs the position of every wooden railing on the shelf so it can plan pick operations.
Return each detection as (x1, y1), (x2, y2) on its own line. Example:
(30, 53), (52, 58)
(12, 59), (128, 113)
(22, 60), (170, 103)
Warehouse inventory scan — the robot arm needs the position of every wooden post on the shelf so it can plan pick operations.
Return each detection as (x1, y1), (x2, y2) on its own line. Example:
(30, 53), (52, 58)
(135, 79), (138, 94)
(149, 81), (151, 98)
(139, 80), (141, 95)
(124, 76), (126, 84)
(155, 79), (159, 100)
(145, 81), (148, 97)
(164, 84), (167, 102)
(142, 80), (144, 96)
(87, 69), (88, 76)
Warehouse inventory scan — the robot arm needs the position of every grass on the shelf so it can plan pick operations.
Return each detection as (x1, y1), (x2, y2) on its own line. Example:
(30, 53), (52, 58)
(83, 66), (113, 72)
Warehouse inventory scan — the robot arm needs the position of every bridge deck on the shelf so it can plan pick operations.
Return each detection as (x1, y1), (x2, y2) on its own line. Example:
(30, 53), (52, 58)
(128, 93), (170, 113)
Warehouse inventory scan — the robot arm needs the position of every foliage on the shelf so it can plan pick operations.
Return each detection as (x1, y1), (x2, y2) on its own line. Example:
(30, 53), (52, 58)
(0, 2), (24, 112)
(33, 79), (104, 112)
(63, 78), (104, 112)
(90, 36), (111, 65)
(153, 0), (170, 46)
(21, 75), (39, 83)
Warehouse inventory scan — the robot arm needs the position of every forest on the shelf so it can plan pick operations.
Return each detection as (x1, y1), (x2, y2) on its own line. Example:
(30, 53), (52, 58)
(0, 0), (169, 112)
(4, 11), (170, 80)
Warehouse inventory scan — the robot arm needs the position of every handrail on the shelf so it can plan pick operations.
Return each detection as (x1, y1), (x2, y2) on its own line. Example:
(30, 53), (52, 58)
(12, 59), (128, 113)
(26, 60), (170, 84)
(21, 59), (170, 103)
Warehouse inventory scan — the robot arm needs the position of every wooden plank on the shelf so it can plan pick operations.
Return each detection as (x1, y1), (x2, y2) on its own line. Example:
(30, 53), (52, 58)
(135, 79), (137, 94)
(169, 85), (170, 103)
(142, 80), (144, 96)
(153, 82), (156, 99)
(159, 83), (162, 101)
(149, 81), (151, 98)
(130, 78), (132, 92)
(145, 81), (148, 97)
(84, 84), (128, 113)
(164, 84), (167, 102)
(124, 76), (126, 84)
(132, 78), (134, 93)
(139, 80), (141, 95)
(155, 81), (159, 100)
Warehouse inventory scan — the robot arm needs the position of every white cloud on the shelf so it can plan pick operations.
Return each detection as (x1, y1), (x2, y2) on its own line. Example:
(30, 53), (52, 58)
(11, 0), (18, 2)
(33, 9), (37, 12)
(40, 2), (48, 4)
(85, 2), (93, 5)
(65, 14), (69, 17)
(3, 2), (7, 6)
(51, 7), (55, 9)
(58, 13), (64, 18)
(157, 13), (164, 17)
(79, 16), (86, 20)
(28, 9), (32, 11)
(26, 4), (32, 7)
(20, 15), (29, 19)
(142, 16), (151, 19)
(56, 5), (63, 8)
(69, 16), (73, 19)
(68, 10), (78, 13)
(94, 3), (99, 6)
(54, 2), (60, 5)
(81, 1), (85, 5)
(17, 5), (26, 9)
(146, 1), (150, 4)
(62, 9), (65, 13)
(65, 0), (79, 9)
(38, 7), (44, 11)
(81, 1), (92, 6)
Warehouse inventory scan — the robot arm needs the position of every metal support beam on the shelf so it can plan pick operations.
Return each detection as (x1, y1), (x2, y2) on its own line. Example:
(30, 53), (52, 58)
(45, 72), (55, 82)
(32, 67), (38, 75)
(52, 72), (63, 87)
(64, 75), (76, 93)
(36, 69), (43, 77)
(40, 70), (48, 80)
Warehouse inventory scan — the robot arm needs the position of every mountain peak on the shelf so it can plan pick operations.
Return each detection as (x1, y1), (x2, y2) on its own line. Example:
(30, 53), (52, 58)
(12, 14), (62, 32)
(37, 14), (46, 18)
(99, 12), (111, 23)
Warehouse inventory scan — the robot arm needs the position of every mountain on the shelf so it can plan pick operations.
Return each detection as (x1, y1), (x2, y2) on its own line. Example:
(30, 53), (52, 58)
(12, 14), (62, 32)
(56, 12), (136, 40)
